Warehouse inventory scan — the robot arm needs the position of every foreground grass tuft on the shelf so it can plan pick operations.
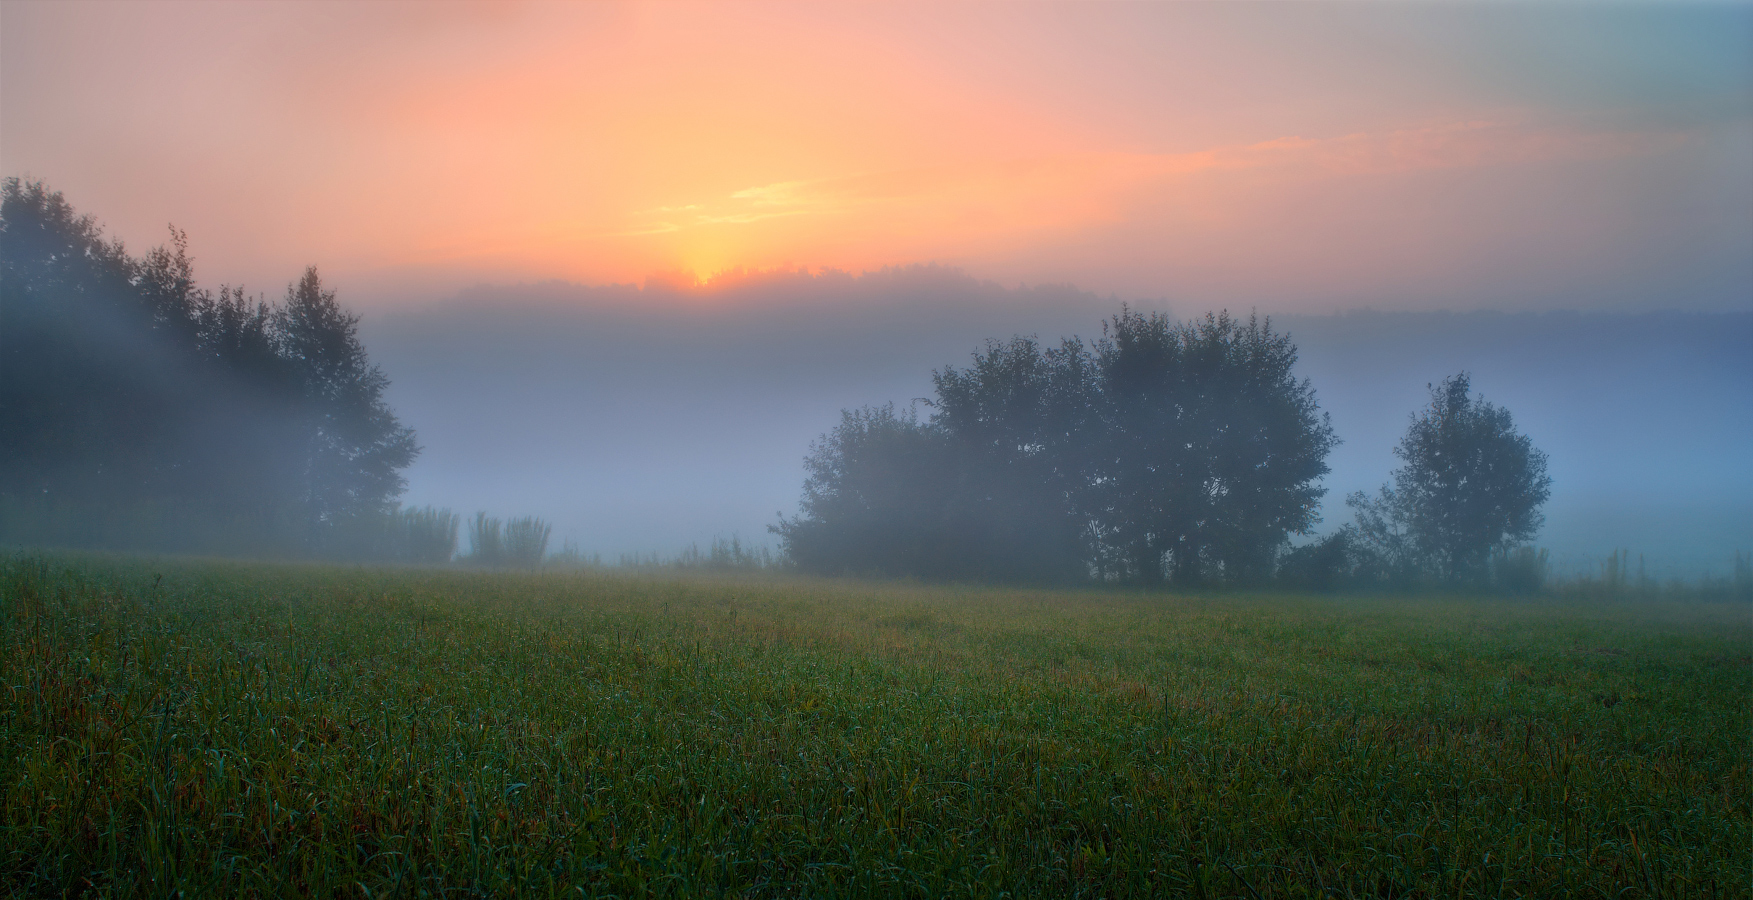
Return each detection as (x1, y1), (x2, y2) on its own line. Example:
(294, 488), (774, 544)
(2, 553), (1748, 897)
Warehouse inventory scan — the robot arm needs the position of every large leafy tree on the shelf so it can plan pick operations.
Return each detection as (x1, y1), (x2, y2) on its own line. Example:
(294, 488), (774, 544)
(929, 336), (1098, 582)
(1089, 310), (1337, 585)
(777, 337), (1100, 583)
(1348, 373), (1550, 584)
(0, 178), (416, 554)
(2, 180), (216, 544)
(772, 404), (966, 578)
(776, 309), (1338, 586)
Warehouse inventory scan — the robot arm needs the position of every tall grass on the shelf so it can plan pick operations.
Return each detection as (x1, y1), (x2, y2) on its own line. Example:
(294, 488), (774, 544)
(609, 536), (780, 571)
(549, 539), (603, 568)
(315, 506), (460, 564)
(1, 552), (1747, 897)
(1548, 548), (1753, 602)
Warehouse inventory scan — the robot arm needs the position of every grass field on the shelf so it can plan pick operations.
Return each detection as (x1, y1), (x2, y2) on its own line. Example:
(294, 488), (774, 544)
(2, 552), (1748, 898)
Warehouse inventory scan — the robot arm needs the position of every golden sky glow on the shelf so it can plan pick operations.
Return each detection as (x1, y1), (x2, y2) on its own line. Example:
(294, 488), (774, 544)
(3, 1), (1748, 311)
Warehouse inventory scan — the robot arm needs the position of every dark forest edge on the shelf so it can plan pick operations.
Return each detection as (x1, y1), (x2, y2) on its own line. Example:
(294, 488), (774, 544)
(2, 178), (415, 557)
(4, 179), (1747, 597)
(0, 180), (763, 571)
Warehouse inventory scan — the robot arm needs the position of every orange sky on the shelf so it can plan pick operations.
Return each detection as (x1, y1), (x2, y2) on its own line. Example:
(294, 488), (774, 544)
(3, 1), (1749, 311)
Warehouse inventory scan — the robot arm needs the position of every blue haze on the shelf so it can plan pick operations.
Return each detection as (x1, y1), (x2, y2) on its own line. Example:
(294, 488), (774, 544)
(360, 269), (1752, 579)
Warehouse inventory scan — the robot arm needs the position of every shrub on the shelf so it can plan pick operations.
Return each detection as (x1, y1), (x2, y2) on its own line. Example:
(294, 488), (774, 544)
(1275, 531), (1357, 592)
(503, 516), (552, 568)
(398, 506), (459, 564)
(1491, 545), (1549, 595)
(468, 513), (504, 566)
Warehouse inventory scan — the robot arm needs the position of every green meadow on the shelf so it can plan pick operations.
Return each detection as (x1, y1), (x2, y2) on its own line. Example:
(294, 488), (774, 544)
(2, 553), (1747, 898)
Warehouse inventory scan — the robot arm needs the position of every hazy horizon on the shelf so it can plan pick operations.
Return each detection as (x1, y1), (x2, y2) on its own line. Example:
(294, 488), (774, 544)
(356, 268), (1752, 578)
(4, 0), (1750, 579)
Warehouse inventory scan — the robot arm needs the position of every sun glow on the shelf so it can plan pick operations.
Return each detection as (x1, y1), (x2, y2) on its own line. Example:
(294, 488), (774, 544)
(3, 1), (1745, 311)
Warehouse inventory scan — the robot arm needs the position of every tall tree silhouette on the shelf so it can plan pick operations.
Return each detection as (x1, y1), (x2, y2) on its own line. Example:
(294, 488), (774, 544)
(1, 178), (198, 544)
(0, 178), (417, 554)
(277, 268), (418, 549)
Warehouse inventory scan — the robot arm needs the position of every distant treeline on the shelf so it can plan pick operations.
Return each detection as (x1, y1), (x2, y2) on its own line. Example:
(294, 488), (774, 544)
(0, 179), (417, 555)
(774, 314), (1559, 592)
(10, 179), (1726, 592)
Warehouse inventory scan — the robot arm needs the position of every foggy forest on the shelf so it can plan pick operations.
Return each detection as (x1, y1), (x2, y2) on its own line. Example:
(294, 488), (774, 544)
(7, 178), (1746, 589)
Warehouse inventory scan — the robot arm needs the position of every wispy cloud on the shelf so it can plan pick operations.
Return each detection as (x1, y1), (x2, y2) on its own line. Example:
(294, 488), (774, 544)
(615, 119), (1691, 240)
(613, 222), (683, 237)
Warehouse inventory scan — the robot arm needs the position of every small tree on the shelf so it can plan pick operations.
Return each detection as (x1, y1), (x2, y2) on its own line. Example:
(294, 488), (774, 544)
(503, 516), (552, 568)
(469, 512), (504, 566)
(400, 506), (459, 564)
(1350, 373), (1551, 585)
(1275, 531), (1357, 592)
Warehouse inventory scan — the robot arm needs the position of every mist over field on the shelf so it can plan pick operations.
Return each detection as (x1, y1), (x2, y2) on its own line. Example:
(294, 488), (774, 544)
(7, 1), (1753, 892)
(358, 269), (1753, 578)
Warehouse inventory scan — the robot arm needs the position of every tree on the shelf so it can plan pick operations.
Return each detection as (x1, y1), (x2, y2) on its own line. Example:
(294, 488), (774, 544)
(278, 268), (419, 549)
(1348, 373), (1551, 585)
(3, 179), (165, 533)
(1089, 310), (1338, 585)
(0, 179), (417, 555)
(929, 335), (1098, 582)
(775, 309), (1339, 586)
(772, 404), (966, 578)
(1275, 530), (1358, 592)
(779, 338), (1096, 583)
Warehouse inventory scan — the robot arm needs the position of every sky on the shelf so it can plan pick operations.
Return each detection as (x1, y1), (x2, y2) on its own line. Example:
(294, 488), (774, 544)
(4, 1), (1751, 574)
(4, 1), (1750, 311)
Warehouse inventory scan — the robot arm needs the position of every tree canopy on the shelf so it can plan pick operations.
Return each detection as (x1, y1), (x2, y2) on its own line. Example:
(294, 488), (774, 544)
(1088, 310), (1338, 585)
(1347, 373), (1551, 585)
(0, 178), (417, 554)
(774, 309), (1338, 585)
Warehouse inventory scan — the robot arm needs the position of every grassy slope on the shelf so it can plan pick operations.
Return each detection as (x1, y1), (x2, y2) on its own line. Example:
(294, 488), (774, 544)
(2, 553), (1747, 898)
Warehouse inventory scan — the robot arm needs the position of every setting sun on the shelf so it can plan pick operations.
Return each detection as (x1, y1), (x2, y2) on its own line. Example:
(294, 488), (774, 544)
(5, 1), (1744, 311)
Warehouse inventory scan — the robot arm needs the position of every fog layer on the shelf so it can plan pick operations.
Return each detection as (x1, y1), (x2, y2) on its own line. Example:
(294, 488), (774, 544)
(360, 268), (1752, 577)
